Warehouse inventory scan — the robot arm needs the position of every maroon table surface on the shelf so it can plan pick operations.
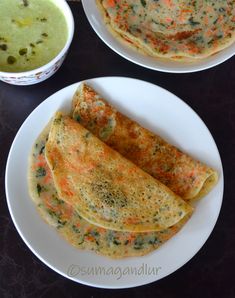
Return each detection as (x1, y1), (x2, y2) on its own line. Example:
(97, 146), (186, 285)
(1, 2), (235, 298)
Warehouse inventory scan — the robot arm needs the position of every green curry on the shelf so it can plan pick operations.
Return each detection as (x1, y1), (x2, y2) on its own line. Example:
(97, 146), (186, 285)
(0, 0), (68, 72)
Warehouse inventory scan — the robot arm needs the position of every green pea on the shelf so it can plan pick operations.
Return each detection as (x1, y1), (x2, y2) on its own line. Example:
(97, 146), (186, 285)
(0, 44), (7, 51)
(7, 56), (16, 64)
(19, 48), (28, 55)
(23, 0), (29, 7)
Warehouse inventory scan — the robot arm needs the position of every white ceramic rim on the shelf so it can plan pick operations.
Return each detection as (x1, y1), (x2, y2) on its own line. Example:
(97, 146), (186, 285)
(5, 77), (224, 288)
(0, 0), (74, 77)
(81, 0), (235, 73)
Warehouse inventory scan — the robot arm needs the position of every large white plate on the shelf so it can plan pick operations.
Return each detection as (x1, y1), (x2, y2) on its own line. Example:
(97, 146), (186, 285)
(5, 77), (223, 288)
(82, 0), (235, 73)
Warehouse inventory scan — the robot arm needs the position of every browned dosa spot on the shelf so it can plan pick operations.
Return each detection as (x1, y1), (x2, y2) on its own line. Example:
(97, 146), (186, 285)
(167, 29), (201, 41)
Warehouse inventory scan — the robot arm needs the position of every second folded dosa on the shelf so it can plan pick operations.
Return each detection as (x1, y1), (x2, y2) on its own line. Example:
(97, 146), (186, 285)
(45, 112), (193, 232)
(72, 83), (218, 201)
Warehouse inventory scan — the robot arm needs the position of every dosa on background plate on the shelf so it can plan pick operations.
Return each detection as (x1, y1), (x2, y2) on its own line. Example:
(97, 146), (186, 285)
(72, 83), (218, 201)
(45, 112), (193, 232)
(28, 126), (191, 258)
(97, 0), (235, 60)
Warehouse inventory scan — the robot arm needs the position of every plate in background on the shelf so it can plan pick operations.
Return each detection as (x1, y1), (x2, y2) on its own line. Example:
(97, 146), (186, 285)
(82, 0), (235, 73)
(5, 77), (223, 288)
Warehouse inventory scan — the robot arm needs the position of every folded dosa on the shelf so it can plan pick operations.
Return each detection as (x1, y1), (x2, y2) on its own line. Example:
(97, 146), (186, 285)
(45, 112), (192, 232)
(28, 126), (191, 258)
(72, 83), (218, 201)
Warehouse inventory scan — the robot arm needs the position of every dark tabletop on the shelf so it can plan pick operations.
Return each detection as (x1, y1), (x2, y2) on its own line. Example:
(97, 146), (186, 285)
(1, 2), (235, 298)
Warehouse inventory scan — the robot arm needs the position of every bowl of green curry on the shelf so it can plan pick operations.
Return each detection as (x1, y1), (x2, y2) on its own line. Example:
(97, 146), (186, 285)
(0, 0), (74, 85)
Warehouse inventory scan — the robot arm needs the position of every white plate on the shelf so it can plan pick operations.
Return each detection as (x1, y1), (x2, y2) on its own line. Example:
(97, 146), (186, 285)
(82, 0), (235, 73)
(5, 77), (223, 288)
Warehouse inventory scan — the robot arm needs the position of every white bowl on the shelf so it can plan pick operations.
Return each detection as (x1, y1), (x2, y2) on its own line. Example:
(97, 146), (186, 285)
(82, 0), (235, 73)
(0, 0), (74, 85)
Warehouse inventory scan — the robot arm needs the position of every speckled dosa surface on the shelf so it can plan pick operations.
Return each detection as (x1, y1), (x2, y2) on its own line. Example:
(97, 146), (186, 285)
(0, 1), (235, 297)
